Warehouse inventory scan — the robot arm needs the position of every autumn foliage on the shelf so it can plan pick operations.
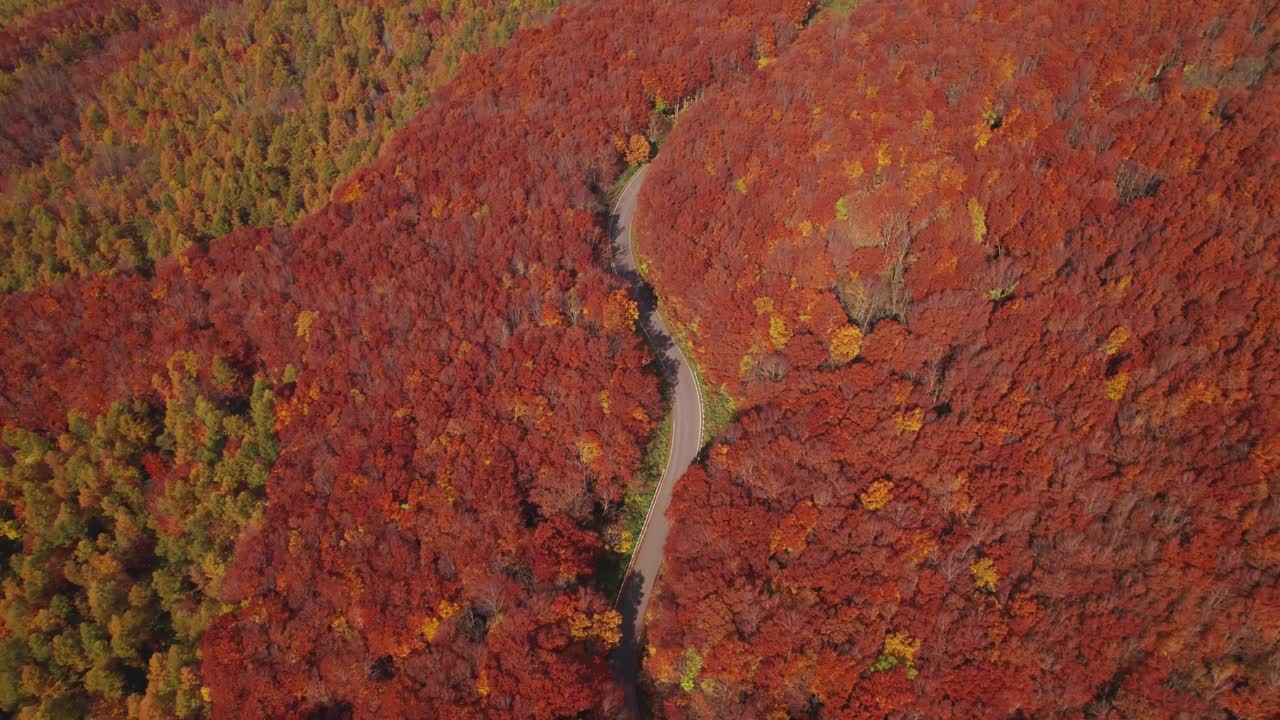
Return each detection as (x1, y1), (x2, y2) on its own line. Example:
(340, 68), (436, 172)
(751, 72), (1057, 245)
(4, 0), (1274, 716)
(0, 0), (566, 292)
(1, 0), (813, 717)
(637, 0), (1279, 717)
(0, 0), (218, 175)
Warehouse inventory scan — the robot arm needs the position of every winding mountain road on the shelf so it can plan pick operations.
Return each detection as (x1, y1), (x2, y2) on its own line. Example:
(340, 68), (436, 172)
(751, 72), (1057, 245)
(609, 165), (704, 715)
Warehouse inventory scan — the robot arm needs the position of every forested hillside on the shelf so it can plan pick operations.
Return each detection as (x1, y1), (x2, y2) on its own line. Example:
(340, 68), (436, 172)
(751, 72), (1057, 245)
(0, 0), (814, 717)
(0, 0), (562, 293)
(3, 0), (1275, 717)
(637, 0), (1279, 717)
(0, 0), (219, 174)
(0, 369), (277, 718)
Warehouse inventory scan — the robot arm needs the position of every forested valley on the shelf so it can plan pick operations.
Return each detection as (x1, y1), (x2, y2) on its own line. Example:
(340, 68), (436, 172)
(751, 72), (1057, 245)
(0, 0), (1276, 718)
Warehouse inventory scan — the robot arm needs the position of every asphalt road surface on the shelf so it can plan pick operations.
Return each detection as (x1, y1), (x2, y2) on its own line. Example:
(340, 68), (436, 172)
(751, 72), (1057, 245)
(609, 165), (704, 716)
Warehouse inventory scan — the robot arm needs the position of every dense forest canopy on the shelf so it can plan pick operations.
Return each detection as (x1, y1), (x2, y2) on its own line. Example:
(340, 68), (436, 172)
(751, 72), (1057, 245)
(636, 0), (1279, 717)
(0, 367), (276, 718)
(1, 0), (816, 717)
(1, 0), (1276, 717)
(0, 0), (563, 293)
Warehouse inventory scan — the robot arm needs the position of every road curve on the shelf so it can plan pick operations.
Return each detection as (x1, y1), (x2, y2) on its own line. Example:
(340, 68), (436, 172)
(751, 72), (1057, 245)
(609, 164), (704, 715)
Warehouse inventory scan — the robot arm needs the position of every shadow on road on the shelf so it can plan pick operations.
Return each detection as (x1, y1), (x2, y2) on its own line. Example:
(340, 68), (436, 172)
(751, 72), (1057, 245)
(609, 208), (681, 385)
(605, 166), (705, 719)
(607, 194), (674, 720)
(613, 565), (648, 718)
